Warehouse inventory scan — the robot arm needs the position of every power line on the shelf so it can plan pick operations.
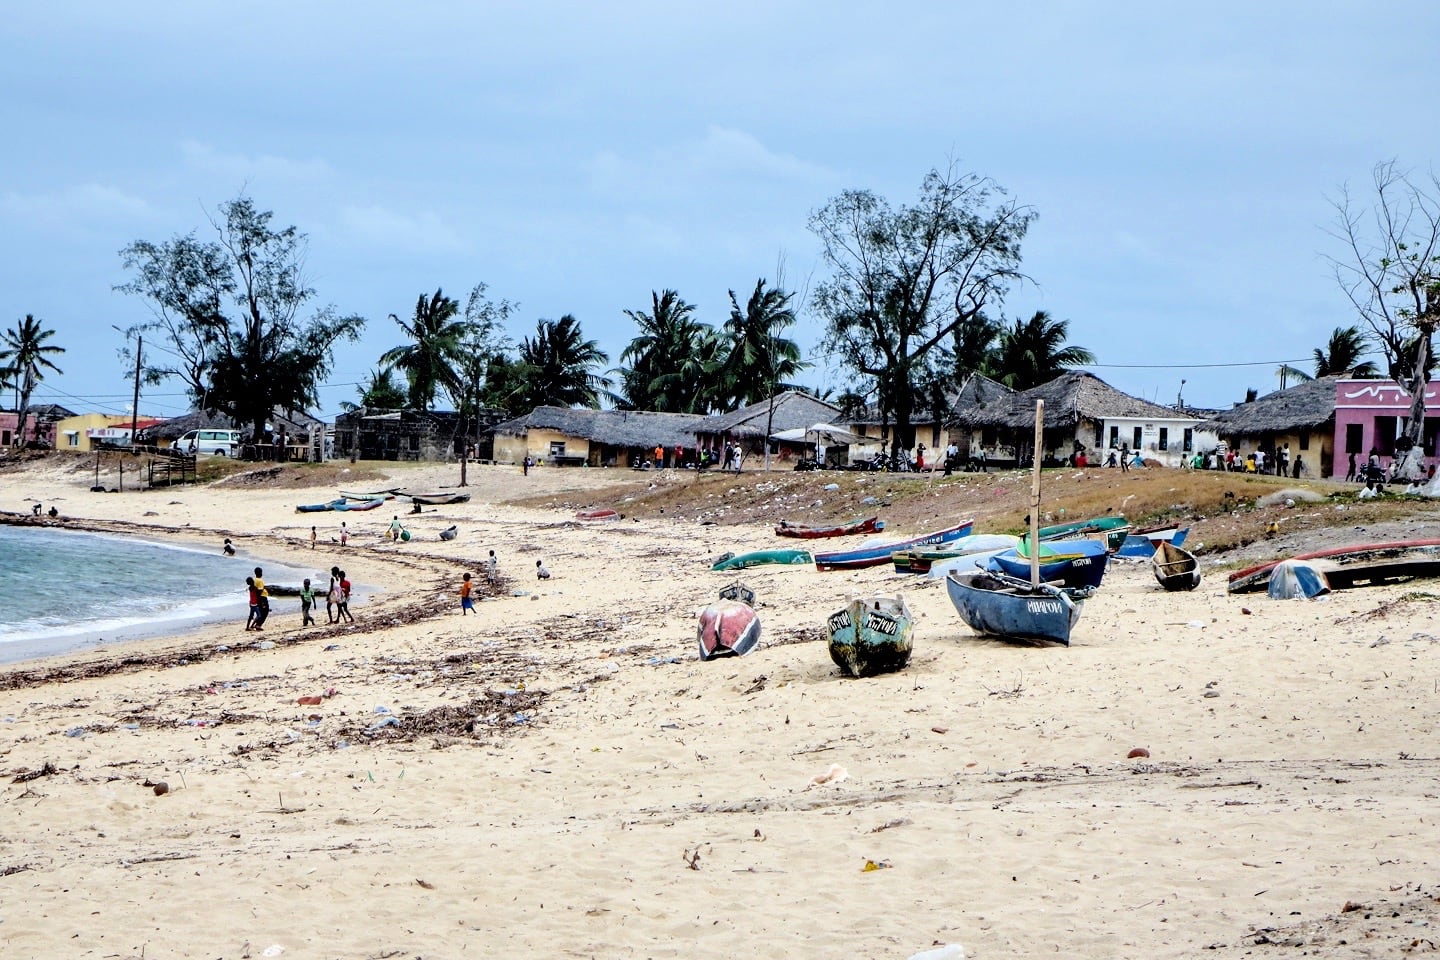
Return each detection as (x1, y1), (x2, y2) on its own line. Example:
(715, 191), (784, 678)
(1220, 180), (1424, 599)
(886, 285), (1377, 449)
(1081, 359), (1313, 370)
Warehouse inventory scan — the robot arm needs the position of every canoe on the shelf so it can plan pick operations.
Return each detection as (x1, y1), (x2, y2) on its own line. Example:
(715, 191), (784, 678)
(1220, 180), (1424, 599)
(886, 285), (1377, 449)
(718, 581), (756, 606)
(697, 599), (761, 660)
(1152, 540), (1201, 591)
(404, 492), (472, 505)
(335, 497), (387, 511)
(1227, 539), (1440, 594)
(775, 516), (885, 538)
(946, 569), (1087, 645)
(1116, 525), (1189, 559)
(1040, 515), (1132, 553)
(296, 498), (347, 513)
(813, 519), (975, 572)
(576, 508), (621, 522)
(711, 548), (814, 571)
(892, 534), (1020, 574)
(827, 596), (914, 677)
(339, 489), (400, 501)
(989, 536), (1109, 589)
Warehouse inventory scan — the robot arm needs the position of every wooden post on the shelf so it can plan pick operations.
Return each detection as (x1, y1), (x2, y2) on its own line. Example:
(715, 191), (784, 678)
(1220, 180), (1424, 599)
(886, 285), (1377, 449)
(1029, 399), (1044, 587)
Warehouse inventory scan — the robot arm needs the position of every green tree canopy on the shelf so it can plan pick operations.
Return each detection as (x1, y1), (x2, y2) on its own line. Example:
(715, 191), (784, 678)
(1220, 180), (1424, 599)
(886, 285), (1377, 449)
(810, 163), (1034, 452)
(515, 315), (609, 409)
(1313, 325), (1379, 377)
(720, 279), (808, 408)
(380, 288), (467, 410)
(117, 196), (364, 442)
(992, 310), (1096, 390)
(614, 290), (718, 412)
(0, 313), (65, 446)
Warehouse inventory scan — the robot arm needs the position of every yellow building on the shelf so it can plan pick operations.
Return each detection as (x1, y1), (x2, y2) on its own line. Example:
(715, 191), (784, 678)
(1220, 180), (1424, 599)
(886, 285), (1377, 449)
(54, 413), (164, 452)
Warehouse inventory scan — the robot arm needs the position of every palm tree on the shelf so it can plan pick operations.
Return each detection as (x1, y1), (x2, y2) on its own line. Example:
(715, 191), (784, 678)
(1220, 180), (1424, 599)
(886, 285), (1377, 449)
(0, 314), (65, 447)
(1314, 325), (1379, 377)
(993, 311), (1096, 390)
(340, 368), (407, 412)
(515, 315), (610, 409)
(379, 289), (468, 410)
(614, 290), (717, 412)
(720, 279), (807, 408)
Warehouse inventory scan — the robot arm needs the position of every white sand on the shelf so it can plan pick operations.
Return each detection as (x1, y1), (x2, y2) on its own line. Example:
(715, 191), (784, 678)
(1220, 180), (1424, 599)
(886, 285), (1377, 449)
(1, 461), (1438, 958)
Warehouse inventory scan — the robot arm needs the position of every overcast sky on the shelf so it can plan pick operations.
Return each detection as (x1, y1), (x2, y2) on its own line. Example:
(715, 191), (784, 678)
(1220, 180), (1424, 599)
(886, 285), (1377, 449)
(3, 1), (1437, 420)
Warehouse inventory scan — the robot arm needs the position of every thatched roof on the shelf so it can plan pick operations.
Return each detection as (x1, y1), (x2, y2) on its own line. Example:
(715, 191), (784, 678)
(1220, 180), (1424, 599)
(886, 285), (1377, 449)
(492, 406), (710, 448)
(945, 373), (1016, 425)
(698, 391), (842, 438)
(1194, 376), (1341, 435)
(951, 371), (1184, 429)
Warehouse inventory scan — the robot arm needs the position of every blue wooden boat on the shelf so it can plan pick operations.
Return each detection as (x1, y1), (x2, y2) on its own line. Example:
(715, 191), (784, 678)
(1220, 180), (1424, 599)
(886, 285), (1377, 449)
(989, 537), (1109, 589)
(334, 497), (387, 512)
(945, 569), (1088, 645)
(814, 519), (975, 571)
(1115, 525), (1189, 559)
(711, 548), (813, 571)
(827, 596), (914, 677)
(296, 498), (348, 513)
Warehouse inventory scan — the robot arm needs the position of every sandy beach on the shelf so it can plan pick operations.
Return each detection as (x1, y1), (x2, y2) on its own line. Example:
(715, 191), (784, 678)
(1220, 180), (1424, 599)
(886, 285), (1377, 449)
(3, 458), (1440, 959)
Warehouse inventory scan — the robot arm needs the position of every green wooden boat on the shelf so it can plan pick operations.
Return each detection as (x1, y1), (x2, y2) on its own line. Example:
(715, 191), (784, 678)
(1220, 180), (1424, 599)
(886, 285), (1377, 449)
(827, 596), (915, 677)
(711, 548), (813, 571)
(1038, 515), (1131, 553)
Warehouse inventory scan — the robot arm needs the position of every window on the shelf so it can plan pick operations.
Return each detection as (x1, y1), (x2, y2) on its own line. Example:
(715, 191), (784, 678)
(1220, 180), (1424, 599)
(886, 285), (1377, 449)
(1183, 428), (1193, 452)
(1375, 416), (1398, 456)
(1345, 422), (1363, 454)
(1158, 427), (1169, 451)
(1132, 426), (1142, 450)
(1108, 425), (1119, 448)
(67, 432), (79, 447)
(549, 441), (566, 458)
(1299, 430), (1310, 451)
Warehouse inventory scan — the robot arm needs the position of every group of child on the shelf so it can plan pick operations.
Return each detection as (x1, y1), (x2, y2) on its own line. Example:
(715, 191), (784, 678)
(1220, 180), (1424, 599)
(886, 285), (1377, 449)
(459, 551), (550, 615)
(242, 560), (352, 631)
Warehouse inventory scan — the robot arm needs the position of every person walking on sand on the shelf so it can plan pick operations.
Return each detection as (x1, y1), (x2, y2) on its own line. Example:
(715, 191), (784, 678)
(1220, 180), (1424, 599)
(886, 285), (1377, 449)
(486, 549), (498, 584)
(326, 566), (342, 624)
(1120, 445), (1130, 474)
(245, 576), (259, 631)
(1346, 452), (1358, 482)
(389, 515), (402, 542)
(336, 570), (354, 623)
(252, 566), (270, 630)
(339, 521), (349, 548)
(310, 525), (317, 550)
(536, 559), (551, 580)
(460, 572), (475, 614)
(300, 578), (316, 626)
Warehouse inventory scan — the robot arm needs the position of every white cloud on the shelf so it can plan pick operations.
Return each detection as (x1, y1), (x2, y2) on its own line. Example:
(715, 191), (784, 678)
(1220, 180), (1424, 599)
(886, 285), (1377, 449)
(333, 203), (467, 255)
(179, 140), (332, 183)
(586, 126), (837, 201)
(0, 182), (153, 227)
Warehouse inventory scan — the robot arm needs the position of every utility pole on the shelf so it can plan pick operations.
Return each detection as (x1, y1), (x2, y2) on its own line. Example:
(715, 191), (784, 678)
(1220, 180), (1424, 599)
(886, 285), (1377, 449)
(129, 335), (142, 450)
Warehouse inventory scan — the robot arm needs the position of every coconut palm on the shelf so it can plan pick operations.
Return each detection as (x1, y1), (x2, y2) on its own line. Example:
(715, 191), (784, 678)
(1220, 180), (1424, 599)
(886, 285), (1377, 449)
(341, 368), (407, 412)
(720, 279), (807, 408)
(0, 314), (65, 447)
(614, 290), (718, 412)
(379, 289), (468, 410)
(1314, 325), (1380, 377)
(515, 315), (610, 409)
(993, 310), (1095, 390)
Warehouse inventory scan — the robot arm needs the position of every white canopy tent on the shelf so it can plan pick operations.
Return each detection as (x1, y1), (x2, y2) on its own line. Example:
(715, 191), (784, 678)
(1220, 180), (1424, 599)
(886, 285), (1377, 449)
(768, 422), (867, 446)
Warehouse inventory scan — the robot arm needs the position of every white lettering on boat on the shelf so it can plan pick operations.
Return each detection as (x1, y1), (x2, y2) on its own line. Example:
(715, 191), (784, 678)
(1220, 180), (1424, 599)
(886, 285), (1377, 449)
(1026, 600), (1063, 614)
(864, 613), (899, 635)
(827, 611), (853, 634)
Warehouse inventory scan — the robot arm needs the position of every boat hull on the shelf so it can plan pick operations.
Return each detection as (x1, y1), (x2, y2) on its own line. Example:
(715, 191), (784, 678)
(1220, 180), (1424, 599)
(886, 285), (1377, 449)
(776, 516), (884, 538)
(335, 498), (387, 511)
(1227, 539), (1440, 594)
(945, 569), (1083, 645)
(827, 597), (914, 677)
(406, 492), (472, 505)
(1152, 540), (1201, 591)
(990, 539), (1109, 589)
(296, 499), (348, 513)
(814, 519), (975, 571)
(711, 549), (813, 571)
(697, 600), (761, 660)
(576, 508), (620, 522)
(1116, 526), (1189, 559)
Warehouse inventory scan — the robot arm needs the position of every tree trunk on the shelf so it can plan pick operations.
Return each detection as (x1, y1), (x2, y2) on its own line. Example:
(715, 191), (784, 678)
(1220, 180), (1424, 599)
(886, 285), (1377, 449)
(1394, 331), (1433, 483)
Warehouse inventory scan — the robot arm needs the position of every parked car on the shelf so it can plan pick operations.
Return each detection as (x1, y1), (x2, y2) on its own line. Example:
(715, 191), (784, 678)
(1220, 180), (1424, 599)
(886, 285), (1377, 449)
(177, 428), (242, 457)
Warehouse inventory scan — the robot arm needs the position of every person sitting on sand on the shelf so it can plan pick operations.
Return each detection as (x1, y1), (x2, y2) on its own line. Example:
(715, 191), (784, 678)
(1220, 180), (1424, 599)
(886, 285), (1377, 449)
(300, 578), (316, 626)
(223, 538), (235, 556)
(336, 570), (354, 623)
(245, 576), (259, 631)
(460, 572), (474, 614)
(47, 506), (58, 518)
(536, 559), (551, 580)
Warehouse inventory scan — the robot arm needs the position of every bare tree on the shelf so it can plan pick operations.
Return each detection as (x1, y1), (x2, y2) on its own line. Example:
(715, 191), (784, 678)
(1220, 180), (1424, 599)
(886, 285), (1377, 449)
(1328, 161), (1440, 481)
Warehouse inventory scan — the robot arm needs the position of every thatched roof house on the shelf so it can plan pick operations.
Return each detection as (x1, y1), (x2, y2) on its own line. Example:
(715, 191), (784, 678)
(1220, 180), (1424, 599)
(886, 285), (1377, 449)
(1195, 376), (1342, 476)
(952, 371), (1180, 429)
(697, 391), (843, 441)
(491, 406), (710, 466)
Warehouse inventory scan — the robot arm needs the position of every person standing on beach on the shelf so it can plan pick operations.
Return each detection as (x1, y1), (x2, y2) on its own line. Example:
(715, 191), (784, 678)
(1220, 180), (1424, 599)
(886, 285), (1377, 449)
(252, 566), (270, 629)
(485, 549), (498, 584)
(459, 572), (474, 615)
(389, 515), (402, 542)
(245, 576), (259, 631)
(310, 525), (317, 550)
(1120, 445), (1130, 473)
(337, 570), (354, 623)
(339, 521), (349, 548)
(326, 566), (342, 624)
(300, 578), (316, 626)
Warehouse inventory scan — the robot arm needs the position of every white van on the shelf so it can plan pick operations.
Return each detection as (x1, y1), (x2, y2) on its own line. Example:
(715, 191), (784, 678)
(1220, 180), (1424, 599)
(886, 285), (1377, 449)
(177, 428), (243, 457)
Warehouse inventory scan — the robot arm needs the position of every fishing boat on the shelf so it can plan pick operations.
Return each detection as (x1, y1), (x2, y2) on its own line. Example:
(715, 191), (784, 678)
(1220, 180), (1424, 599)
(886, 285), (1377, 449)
(989, 535), (1109, 590)
(334, 497), (387, 511)
(1040, 515), (1132, 553)
(718, 581), (755, 605)
(1151, 540), (1201, 591)
(339, 488), (400, 501)
(775, 516), (885, 539)
(945, 398), (1090, 645)
(697, 586), (761, 660)
(813, 519), (975, 572)
(576, 508), (621, 522)
(1227, 539), (1440, 594)
(1115, 524), (1190, 559)
(403, 491), (472, 505)
(891, 534), (1020, 574)
(827, 596), (914, 677)
(296, 498), (348, 513)
(711, 548), (813, 572)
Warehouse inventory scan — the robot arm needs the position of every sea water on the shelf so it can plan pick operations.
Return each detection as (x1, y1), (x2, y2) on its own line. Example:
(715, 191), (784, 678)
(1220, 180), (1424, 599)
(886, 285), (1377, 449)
(0, 525), (320, 663)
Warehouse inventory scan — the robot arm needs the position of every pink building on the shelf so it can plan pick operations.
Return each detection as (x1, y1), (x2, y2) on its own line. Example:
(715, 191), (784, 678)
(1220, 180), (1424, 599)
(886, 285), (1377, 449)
(0, 410), (55, 448)
(1333, 379), (1440, 474)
